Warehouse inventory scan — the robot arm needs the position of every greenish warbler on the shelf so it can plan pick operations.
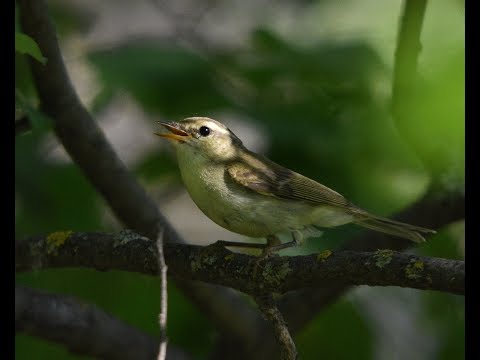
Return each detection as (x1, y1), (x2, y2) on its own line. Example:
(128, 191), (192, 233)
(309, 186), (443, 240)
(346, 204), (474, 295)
(155, 117), (435, 253)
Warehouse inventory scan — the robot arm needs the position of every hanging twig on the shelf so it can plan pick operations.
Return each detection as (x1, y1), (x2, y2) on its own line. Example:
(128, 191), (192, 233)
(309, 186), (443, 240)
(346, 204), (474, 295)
(156, 226), (168, 360)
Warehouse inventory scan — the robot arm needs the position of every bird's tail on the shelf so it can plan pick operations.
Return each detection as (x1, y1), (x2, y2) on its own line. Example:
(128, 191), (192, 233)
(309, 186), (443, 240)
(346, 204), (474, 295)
(355, 215), (436, 243)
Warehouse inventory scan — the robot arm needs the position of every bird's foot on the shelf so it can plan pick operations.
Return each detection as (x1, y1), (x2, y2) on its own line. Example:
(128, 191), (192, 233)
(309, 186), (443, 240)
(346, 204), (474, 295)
(258, 231), (301, 255)
(252, 235), (285, 277)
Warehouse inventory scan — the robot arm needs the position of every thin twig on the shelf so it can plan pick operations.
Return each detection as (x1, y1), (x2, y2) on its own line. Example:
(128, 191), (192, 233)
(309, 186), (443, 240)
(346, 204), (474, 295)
(156, 226), (168, 360)
(256, 295), (297, 360)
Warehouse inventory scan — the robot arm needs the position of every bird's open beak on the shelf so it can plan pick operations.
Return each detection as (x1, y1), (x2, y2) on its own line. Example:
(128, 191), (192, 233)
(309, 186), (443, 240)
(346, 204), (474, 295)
(154, 122), (190, 143)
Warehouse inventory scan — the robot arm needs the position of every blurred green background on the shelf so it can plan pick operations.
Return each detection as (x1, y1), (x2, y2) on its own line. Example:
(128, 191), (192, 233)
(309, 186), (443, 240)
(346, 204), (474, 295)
(15, 0), (464, 359)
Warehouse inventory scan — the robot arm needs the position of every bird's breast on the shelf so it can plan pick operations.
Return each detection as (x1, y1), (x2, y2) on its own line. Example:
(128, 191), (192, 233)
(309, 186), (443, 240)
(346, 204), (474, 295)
(176, 153), (300, 237)
(175, 149), (353, 238)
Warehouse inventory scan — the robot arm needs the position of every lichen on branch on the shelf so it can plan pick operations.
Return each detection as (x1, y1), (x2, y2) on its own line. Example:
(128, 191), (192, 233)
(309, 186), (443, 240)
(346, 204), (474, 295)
(16, 231), (465, 296)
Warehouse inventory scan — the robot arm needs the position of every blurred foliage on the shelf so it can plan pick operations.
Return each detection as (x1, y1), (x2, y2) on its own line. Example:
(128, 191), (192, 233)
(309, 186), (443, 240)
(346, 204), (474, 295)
(15, 0), (464, 359)
(423, 292), (465, 359)
(16, 270), (215, 359)
(89, 45), (229, 116)
(295, 298), (373, 359)
(48, 0), (96, 37)
(87, 30), (431, 216)
(15, 132), (100, 238)
(15, 89), (52, 132)
(395, 51), (464, 183)
(15, 32), (47, 65)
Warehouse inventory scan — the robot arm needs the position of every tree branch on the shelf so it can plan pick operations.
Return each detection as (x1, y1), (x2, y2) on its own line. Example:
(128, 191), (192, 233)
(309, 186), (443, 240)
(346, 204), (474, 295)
(15, 231), (465, 296)
(17, 0), (261, 349)
(391, 0), (427, 119)
(16, 2), (460, 360)
(15, 286), (192, 360)
(17, 0), (162, 240)
(255, 295), (297, 360)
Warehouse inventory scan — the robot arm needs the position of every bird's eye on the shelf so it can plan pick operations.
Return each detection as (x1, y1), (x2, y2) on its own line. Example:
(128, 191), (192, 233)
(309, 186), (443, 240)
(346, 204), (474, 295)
(199, 126), (211, 137)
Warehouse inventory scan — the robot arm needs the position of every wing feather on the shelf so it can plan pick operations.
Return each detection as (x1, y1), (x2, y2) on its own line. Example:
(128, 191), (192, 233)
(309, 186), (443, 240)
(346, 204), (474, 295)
(225, 151), (436, 242)
(226, 152), (355, 210)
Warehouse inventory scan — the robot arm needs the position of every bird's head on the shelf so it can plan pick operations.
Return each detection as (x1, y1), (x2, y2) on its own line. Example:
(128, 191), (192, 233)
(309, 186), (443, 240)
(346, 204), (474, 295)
(155, 117), (244, 162)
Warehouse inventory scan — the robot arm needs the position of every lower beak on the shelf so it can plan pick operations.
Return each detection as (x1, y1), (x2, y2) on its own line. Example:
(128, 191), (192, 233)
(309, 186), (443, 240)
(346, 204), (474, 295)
(154, 122), (190, 143)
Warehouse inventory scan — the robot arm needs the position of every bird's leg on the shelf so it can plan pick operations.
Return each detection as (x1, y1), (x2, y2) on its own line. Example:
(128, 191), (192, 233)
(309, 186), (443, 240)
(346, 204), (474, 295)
(260, 230), (303, 255)
(252, 232), (303, 276)
(267, 235), (282, 247)
(214, 231), (304, 255)
(249, 231), (306, 277)
(252, 235), (281, 276)
(258, 235), (282, 258)
(213, 240), (267, 249)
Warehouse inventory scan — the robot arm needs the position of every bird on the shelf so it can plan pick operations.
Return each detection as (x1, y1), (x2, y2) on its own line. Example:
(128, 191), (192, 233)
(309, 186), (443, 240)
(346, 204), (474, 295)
(155, 117), (435, 254)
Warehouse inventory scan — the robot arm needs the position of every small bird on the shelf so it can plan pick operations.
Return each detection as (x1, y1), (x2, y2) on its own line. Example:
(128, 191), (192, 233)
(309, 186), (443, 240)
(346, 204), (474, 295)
(155, 117), (435, 254)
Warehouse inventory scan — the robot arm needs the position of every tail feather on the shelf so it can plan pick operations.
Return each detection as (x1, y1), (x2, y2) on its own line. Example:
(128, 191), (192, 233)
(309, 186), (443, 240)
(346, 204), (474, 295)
(355, 215), (436, 243)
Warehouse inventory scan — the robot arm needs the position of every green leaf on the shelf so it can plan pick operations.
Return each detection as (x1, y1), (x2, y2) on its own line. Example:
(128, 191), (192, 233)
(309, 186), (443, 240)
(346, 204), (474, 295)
(15, 32), (47, 65)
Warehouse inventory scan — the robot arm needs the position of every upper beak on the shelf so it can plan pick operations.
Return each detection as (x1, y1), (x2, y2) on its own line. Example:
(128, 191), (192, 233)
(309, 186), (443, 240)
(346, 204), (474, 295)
(154, 122), (190, 143)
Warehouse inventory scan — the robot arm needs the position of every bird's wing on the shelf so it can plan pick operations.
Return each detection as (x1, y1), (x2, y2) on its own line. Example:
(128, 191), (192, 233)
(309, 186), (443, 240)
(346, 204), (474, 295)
(226, 154), (355, 210)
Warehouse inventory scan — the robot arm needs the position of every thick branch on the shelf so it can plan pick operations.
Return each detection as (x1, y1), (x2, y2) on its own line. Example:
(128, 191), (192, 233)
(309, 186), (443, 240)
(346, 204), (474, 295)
(17, 0), (161, 240)
(17, 0), (261, 348)
(15, 232), (465, 296)
(15, 286), (192, 360)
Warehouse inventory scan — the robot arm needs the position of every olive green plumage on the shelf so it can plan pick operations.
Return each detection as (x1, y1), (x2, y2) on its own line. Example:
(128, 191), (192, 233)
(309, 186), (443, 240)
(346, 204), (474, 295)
(156, 117), (435, 251)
